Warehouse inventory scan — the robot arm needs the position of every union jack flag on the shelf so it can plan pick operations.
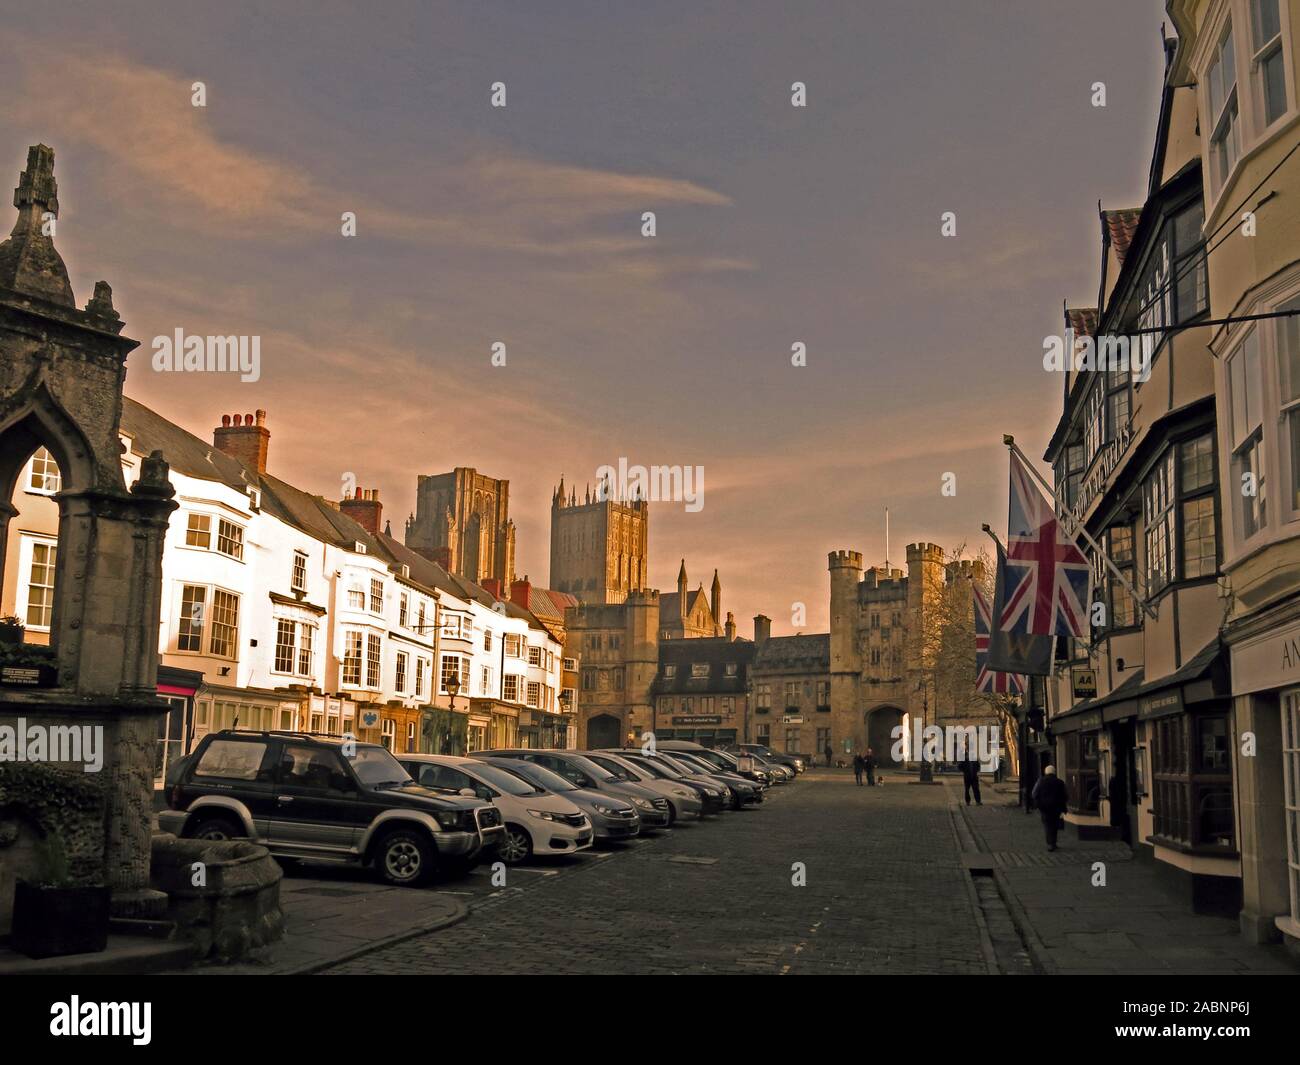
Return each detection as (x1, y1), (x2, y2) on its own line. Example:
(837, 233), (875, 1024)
(1003, 449), (1091, 637)
(974, 583), (1024, 694)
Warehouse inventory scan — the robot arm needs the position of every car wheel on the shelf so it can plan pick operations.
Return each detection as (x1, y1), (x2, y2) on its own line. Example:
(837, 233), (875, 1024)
(729, 790), (742, 811)
(187, 814), (243, 841)
(665, 802), (677, 826)
(376, 829), (434, 886)
(497, 823), (532, 865)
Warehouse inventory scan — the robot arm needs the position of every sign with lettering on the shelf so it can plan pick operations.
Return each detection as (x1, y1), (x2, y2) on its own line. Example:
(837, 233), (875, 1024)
(1071, 668), (1097, 700)
(1230, 617), (1300, 696)
(0, 664), (57, 688)
(672, 715), (722, 725)
(1138, 689), (1183, 720)
(1072, 424), (1134, 521)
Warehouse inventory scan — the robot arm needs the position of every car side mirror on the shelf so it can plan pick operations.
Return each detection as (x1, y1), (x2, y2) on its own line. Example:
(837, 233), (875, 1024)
(458, 787), (477, 798)
(330, 771), (356, 792)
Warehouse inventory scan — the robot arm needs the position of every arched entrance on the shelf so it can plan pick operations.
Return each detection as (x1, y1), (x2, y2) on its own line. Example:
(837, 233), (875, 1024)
(865, 705), (906, 765)
(586, 713), (622, 750)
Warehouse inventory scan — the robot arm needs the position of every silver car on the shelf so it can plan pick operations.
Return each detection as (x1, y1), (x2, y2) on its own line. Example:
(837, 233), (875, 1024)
(581, 751), (704, 824)
(473, 755), (641, 841)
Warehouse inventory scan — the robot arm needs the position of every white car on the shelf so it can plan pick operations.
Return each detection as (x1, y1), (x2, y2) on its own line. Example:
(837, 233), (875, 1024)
(399, 754), (593, 864)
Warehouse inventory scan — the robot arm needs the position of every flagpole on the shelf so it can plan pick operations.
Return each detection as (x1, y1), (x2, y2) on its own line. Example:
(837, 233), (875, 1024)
(1002, 435), (1157, 622)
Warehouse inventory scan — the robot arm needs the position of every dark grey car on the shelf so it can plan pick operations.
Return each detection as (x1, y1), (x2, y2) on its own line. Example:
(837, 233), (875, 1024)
(489, 749), (672, 829)
(473, 755), (641, 841)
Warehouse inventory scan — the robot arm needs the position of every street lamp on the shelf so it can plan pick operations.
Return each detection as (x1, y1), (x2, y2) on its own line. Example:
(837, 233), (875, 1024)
(445, 671), (461, 712)
(915, 675), (934, 783)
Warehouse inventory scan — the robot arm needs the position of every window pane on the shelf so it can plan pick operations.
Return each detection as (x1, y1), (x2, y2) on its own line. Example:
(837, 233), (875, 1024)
(1180, 433), (1215, 492)
(1263, 46), (1287, 125)
(26, 541), (57, 627)
(179, 585), (206, 651)
(186, 513), (211, 548)
(274, 619), (295, 672)
(216, 519), (243, 560)
(209, 590), (239, 658)
(1254, 0), (1280, 45)
(1282, 298), (1300, 403)
(298, 624), (313, 677)
(1292, 408), (1300, 511)
(1182, 495), (1217, 577)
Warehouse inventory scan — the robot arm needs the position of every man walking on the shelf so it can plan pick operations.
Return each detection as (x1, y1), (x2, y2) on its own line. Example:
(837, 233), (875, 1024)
(960, 753), (982, 806)
(1031, 765), (1069, 851)
(852, 751), (864, 786)
(864, 747), (876, 786)
(824, 741), (833, 768)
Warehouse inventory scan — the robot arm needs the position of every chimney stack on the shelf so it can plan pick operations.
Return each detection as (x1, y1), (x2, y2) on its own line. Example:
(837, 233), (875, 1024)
(753, 614), (771, 644)
(724, 611), (736, 641)
(213, 409), (270, 475)
(510, 577), (532, 607)
(340, 486), (383, 536)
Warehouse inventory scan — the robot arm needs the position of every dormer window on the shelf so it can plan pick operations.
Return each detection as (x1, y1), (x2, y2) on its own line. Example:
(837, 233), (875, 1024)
(691, 662), (709, 678)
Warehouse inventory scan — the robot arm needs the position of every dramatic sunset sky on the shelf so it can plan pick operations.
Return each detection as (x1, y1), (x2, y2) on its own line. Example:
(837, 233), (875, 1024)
(0, 0), (1168, 632)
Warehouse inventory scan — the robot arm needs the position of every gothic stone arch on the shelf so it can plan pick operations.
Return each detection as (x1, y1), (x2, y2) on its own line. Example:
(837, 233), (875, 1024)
(864, 705), (906, 765)
(0, 145), (177, 915)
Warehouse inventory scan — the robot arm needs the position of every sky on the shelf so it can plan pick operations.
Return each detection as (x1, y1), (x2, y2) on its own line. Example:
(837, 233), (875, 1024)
(0, 0), (1168, 634)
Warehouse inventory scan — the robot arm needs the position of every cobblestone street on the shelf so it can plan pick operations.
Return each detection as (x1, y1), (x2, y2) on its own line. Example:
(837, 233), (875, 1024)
(327, 771), (993, 975)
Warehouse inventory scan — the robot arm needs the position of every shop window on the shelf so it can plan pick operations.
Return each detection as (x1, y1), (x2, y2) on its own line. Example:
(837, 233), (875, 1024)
(1062, 732), (1101, 815)
(1151, 712), (1234, 850)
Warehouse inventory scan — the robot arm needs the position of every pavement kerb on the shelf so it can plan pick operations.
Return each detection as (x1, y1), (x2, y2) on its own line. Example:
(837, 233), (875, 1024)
(279, 897), (470, 975)
(942, 782), (1001, 975)
(956, 799), (1058, 976)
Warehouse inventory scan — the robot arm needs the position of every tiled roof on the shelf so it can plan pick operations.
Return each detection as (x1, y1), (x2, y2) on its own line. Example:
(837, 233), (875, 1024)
(1065, 307), (1098, 338)
(1102, 208), (1142, 266)
(753, 633), (830, 670)
(120, 396), (550, 634)
(656, 637), (754, 695)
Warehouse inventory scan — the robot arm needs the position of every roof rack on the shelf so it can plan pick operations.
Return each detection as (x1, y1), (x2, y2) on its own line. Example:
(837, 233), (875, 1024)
(214, 728), (359, 741)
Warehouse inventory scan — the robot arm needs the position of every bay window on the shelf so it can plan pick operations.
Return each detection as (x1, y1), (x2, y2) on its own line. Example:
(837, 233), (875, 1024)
(1143, 433), (1218, 595)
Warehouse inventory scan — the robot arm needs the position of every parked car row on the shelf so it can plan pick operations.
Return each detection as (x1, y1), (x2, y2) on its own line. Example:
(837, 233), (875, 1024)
(159, 729), (804, 887)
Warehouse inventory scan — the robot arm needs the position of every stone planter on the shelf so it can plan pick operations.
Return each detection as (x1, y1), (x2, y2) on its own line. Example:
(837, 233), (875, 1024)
(10, 881), (110, 958)
(150, 834), (283, 962)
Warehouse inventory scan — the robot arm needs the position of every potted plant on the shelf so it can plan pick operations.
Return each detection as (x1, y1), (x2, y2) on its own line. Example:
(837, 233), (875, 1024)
(0, 615), (23, 646)
(10, 833), (110, 959)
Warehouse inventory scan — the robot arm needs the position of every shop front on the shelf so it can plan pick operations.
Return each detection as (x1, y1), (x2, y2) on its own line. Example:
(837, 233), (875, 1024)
(154, 664), (203, 791)
(655, 713), (738, 748)
(1227, 602), (1300, 946)
(424, 705), (470, 755)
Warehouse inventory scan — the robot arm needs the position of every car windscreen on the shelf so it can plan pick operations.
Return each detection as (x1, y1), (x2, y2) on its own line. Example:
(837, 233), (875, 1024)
(564, 755), (616, 782)
(350, 746), (412, 787)
(588, 755), (641, 780)
(630, 757), (674, 778)
(470, 763), (544, 796)
(653, 754), (694, 775)
(498, 760), (576, 792)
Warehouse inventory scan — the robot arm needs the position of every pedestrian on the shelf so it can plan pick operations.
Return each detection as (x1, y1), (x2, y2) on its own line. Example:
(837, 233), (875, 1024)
(960, 753), (982, 806)
(864, 747), (876, 786)
(852, 751), (864, 785)
(824, 742), (833, 768)
(1031, 765), (1069, 852)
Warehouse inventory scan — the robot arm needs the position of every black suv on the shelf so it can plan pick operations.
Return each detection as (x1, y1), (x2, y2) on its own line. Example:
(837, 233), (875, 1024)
(159, 730), (504, 886)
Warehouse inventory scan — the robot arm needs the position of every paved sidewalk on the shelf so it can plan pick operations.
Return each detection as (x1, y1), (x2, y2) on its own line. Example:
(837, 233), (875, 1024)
(958, 794), (1297, 974)
(172, 869), (467, 975)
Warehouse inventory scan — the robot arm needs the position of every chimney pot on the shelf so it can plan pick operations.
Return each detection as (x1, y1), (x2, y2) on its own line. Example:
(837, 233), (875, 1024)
(221, 414), (231, 427)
